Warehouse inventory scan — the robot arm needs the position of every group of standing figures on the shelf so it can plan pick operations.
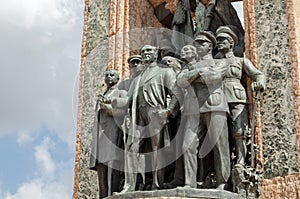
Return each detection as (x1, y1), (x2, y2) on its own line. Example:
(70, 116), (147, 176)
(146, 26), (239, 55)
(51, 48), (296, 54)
(89, 1), (266, 198)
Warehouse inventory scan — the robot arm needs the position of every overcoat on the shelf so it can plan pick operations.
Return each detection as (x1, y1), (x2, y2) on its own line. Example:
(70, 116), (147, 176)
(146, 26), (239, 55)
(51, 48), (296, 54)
(114, 63), (180, 147)
(90, 85), (127, 170)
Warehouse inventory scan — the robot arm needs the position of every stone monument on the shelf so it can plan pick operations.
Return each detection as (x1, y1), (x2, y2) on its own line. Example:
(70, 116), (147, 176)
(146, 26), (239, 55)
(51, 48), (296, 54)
(73, 0), (300, 198)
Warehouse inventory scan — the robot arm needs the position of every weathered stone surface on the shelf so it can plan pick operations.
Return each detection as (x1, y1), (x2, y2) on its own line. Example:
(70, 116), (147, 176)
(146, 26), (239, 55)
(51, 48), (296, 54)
(108, 0), (162, 77)
(77, 0), (112, 198)
(86, 0), (111, 55)
(78, 41), (110, 199)
(286, 0), (300, 171)
(260, 174), (300, 199)
(255, 0), (299, 178)
(107, 187), (240, 199)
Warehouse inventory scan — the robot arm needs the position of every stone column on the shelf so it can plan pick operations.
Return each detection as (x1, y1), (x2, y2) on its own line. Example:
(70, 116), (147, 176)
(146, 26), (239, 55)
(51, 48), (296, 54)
(243, 0), (300, 197)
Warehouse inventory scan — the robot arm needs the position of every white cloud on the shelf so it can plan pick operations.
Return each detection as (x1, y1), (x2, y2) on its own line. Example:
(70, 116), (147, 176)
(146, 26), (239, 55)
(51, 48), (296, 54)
(0, 0), (82, 30)
(2, 138), (74, 199)
(5, 181), (44, 199)
(16, 131), (34, 145)
(0, 0), (84, 151)
(34, 137), (56, 178)
(3, 173), (72, 199)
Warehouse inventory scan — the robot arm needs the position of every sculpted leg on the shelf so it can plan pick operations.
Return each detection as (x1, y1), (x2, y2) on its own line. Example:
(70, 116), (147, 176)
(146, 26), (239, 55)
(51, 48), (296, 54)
(150, 129), (163, 189)
(120, 135), (140, 193)
(204, 112), (230, 187)
(96, 163), (108, 199)
(183, 115), (202, 188)
(183, 133), (198, 188)
(229, 103), (248, 166)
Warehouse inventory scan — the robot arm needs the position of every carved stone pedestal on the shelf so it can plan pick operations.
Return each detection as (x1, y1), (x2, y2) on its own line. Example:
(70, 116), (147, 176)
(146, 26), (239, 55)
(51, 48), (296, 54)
(106, 187), (240, 199)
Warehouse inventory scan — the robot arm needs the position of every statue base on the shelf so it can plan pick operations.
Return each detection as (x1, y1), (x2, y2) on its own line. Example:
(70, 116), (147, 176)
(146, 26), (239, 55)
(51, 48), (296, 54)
(106, 187), (241, 199)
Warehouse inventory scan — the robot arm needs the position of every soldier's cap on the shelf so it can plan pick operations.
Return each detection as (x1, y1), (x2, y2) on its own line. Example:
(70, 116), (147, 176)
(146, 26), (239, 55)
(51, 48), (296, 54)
(216, 26), (238, 46)
(194, 31), (217, 48)
(127, 55), (142, 64)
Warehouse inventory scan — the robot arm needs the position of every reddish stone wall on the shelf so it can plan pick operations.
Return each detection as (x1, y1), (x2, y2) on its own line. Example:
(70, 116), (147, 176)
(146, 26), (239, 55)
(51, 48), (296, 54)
(248, 0), (300, 197)
(286, 0), (300, 169)
(260, 174), (300, 198)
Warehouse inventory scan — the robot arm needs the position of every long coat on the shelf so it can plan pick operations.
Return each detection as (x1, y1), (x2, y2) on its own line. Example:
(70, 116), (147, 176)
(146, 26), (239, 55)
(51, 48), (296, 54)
(114, 63), (181, 147)
(90, 85), (127, 170)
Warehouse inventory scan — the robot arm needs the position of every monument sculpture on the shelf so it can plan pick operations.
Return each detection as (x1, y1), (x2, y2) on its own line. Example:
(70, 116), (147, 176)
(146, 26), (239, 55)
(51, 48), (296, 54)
(89, 35), (265, 199)
(86, 1), (269, 199)
(177, 31), (230, 190)
(89, 69), (127, 198)
(112, 45), (181, 192)
(73, 0), (300, 198)
(215, 26), (266, 193)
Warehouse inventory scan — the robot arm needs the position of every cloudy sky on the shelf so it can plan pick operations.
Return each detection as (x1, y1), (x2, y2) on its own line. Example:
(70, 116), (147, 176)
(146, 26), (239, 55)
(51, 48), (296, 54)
(0, 1), (243, 199)
(0, 0), (84, 198)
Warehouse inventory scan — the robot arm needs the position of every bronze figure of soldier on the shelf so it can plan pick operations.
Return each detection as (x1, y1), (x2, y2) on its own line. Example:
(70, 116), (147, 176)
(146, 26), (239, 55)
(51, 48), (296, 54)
(89, 69), (127, 198)
(215, 26), (266, 191)
(177, 31), (230, 189)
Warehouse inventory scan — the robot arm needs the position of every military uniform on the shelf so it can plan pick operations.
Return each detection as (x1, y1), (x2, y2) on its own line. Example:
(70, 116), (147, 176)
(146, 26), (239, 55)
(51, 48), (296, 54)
(177, 53), (231, 188)
(222, 51), (265, 166)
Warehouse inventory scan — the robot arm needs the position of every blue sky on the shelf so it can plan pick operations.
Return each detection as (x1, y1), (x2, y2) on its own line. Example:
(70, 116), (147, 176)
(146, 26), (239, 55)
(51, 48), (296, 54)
(0, 1), (243, 198)
(0, 0), (83, 198)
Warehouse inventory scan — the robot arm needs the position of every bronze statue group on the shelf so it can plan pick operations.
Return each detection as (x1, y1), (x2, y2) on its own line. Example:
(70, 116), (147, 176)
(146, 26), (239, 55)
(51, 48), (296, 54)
(89, 1), (266, 198)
